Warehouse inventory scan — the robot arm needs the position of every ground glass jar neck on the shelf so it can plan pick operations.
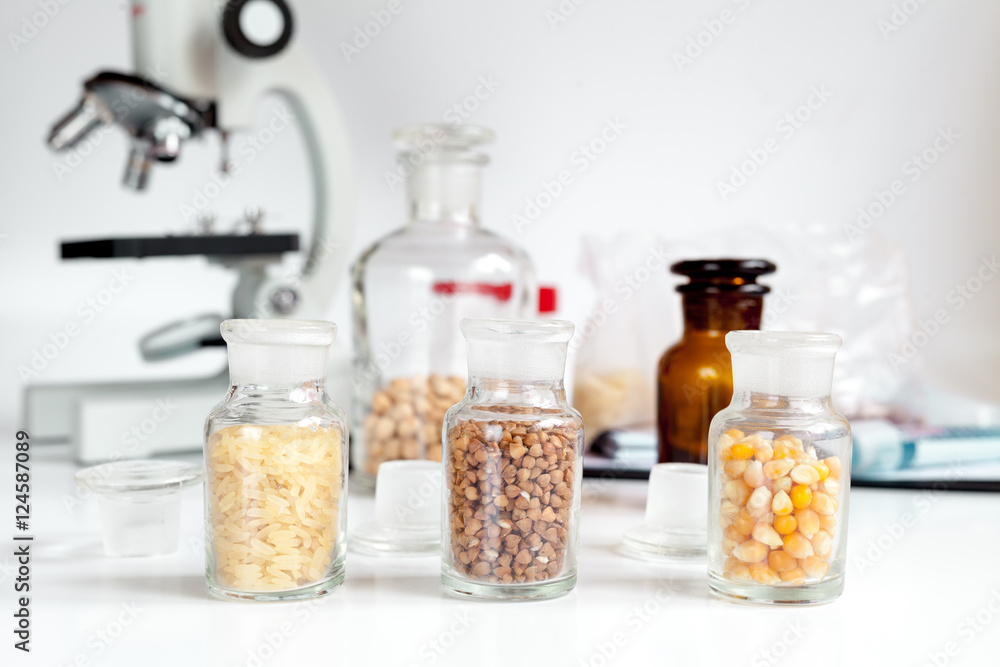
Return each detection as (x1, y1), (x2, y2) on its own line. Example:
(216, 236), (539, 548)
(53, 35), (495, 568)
(221, 319), (335, 389)
(682, 293), (764, 335)
(466, 377), (568, 407)
(405, 160), (484, 225)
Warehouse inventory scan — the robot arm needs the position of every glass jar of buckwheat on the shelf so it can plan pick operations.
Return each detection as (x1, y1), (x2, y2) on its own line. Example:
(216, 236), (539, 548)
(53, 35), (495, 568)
(442, 319), (583, 600)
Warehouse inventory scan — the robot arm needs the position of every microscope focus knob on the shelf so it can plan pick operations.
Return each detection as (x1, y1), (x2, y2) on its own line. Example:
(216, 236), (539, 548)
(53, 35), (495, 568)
(223, 0), (294, 59)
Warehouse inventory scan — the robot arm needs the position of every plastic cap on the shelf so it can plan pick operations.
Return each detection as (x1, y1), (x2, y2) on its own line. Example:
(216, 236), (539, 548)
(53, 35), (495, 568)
(538, 287), (558, 314)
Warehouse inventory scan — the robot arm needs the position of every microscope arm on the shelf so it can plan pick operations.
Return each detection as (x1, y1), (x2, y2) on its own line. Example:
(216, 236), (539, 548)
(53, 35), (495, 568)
(216, 41), (357, 320)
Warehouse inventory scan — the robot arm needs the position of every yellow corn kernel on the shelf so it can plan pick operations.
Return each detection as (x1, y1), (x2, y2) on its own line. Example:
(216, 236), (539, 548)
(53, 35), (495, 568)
(773, 514), (797, 535)
(720, 500), (739, 522)
(724, 479), (752, 505)
(763, 458), (795, 480)
(775, 434), (803, 449)
(771, 490), (793, 516)
(724, 556), (742, 571)
(790, 464), (821, 486)
(772, 442), (794, 460)
(811, 529), (833, 557)
(779, 567), (806, 585)
(729, 442), (755, 461)
(754, 442), (774, 463)
(824, 456), (842, 479)
(724, 429), (746, 442)
(746, 486), (773, 518)
(781, 532), (814, 559)
(752, 521), (784, 549)
(768, 550), (798, 573)
(810, 460), (830, 481)
(819, 514), (837, 532)
(722, 537), (738, 556)
(821, 477), (841, 497)
(749, 562), (780, 585)
(743, 460), (766, 488)
(732, 539), (768, 563)
(733, 509), (756, 535)
(724, 524), (747, 542)
(724, 459), (749, 478)
(793, 509), (820, 539)
(772, 476), (792, 494)
(790, 484), (813, 509)
(810, 491), (837, 515)
(800, 555), (829, 580)
(724, 561), (752, 581)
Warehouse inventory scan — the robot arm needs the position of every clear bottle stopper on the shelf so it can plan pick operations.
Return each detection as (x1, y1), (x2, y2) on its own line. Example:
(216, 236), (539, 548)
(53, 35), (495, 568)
(623, 463), (709, 559)
(75, 460), (203, 557)
(351, 460), (442, 556)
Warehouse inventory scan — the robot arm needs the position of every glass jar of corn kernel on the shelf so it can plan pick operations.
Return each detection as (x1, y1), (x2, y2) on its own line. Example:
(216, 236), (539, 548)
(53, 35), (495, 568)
(204, 320), (348, 602)
(442, 319), (583, 600)
(708, 331), (851, 605)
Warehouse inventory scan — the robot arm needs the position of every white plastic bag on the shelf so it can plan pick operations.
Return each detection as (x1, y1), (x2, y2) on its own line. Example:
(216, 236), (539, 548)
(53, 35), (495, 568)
(571, 223), (920, 443)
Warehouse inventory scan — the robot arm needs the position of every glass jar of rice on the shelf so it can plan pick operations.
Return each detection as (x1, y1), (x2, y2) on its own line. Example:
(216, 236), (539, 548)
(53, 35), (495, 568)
(204, 319), (348, 601)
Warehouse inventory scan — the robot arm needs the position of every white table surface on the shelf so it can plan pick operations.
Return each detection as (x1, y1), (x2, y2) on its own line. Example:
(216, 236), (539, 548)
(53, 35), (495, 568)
(14, 444), (1000, 667)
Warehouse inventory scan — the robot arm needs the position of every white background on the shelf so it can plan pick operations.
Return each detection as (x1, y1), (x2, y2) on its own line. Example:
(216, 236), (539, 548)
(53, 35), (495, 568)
(2, 0), (1000, 428)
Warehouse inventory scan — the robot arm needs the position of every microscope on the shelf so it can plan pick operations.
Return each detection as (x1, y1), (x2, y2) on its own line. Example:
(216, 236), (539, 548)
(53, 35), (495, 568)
(28, 0), (356, 461)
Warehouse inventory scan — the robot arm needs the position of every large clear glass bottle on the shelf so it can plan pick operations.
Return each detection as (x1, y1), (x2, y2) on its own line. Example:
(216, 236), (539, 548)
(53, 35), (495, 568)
(658, 259), (776, 465)
(442, 319), (583, 600)
(708, 331), (851, 605)
(351, 125), (535, 486)
(204, 319), (348, 601)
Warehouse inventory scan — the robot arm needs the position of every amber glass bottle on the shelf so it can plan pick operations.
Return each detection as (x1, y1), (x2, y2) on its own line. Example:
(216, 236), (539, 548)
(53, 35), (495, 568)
(657, 259), (775, 464)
